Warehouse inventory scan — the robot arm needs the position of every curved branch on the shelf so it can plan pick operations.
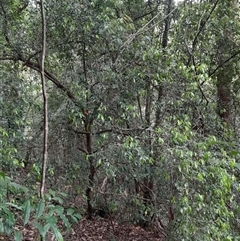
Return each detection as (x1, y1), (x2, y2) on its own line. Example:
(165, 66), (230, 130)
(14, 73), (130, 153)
(5, 53), (84, 109)
(209, 50), (240, 77)
(0, 52), (83, 109)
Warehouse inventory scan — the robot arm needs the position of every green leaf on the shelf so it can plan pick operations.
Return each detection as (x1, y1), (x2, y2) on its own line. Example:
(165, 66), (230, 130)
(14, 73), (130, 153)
(36, 199), (45, 219)
(0, 219), (4, 233)
(235, 163), (240, 170)
(6, 203), (22, 211)
(74, 213), (82, 220)
(0, 203), (8, 212)
(51, 196), (63, 205)
(33, 221), (47, 239)
(67, 208), (75, 215)
(48, 189), (55, 197)
(45, 215), (57, 225)
(43, 222), (51, 233)
(0, 171), (5, 179)
(70, 215), (79, 224)
(23, 200), (31, 225)
(229, 150), (238, 157)
(14, 230), (23, 241)
(5, 213), (14, 236)
(49, 205), (64, 215)
(50, 225), (63, 241)
(58, 212), (71, 231)
(9, 182), (28, 193)
(66, 208), (82, 222)
(59, 192), (67, 197)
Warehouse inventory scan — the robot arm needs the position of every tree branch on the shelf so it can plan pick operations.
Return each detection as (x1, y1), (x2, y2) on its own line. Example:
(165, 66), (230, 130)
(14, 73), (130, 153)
(209, 50), (240, 77)
(0, 53), (84, 110)
(187, 0), (220, 66)
(16, 2), (28, 14)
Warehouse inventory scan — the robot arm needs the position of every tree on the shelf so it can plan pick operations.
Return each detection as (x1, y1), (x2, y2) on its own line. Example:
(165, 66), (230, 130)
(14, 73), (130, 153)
(214, 0), (239, 126)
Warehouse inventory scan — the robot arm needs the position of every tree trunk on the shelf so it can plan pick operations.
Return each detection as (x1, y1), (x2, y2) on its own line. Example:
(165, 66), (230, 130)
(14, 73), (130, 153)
(141, 80), (153, 227)
(84, 122), (95, 219)
(217, 76), (231, 126)
(215, 0), (237, 126)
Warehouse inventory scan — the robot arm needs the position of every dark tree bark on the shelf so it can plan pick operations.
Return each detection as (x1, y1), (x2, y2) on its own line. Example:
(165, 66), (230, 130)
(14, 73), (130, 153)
(85, 126), (95, 219)
(215, 0), (238, 127)
(217, 76), (231, 126)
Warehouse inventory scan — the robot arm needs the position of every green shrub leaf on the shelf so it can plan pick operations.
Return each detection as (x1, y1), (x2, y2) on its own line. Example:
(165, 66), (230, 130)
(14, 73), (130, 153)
(14, 230), (23, 241)
(36, 199), (45, 219)
(23, 200), (31, 225)
(33, 221), (47, 239)
(50, 225), (63, 241)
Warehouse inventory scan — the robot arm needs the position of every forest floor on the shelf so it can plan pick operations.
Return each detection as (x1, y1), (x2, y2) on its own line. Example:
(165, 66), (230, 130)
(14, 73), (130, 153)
(66, 217), (164, 241)
(0, 217), (164, 241)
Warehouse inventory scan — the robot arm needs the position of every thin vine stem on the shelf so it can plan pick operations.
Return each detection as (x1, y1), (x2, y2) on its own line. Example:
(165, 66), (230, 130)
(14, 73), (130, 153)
(39, 0), (48, 199)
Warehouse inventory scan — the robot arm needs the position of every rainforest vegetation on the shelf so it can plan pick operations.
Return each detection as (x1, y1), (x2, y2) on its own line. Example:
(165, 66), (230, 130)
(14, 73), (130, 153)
(0, 0), (240, 240)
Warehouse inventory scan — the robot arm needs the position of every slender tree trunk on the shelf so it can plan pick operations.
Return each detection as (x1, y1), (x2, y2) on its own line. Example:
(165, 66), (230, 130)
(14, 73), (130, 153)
(155, 0), (172, 125)
(81, 29), (95, 219)
(162, 0), (172, 50)
(39, 0), (48, 199)
(141, 81), (153, 227)
(84, 122), (95, 219)
(139, 0), (173, 229)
